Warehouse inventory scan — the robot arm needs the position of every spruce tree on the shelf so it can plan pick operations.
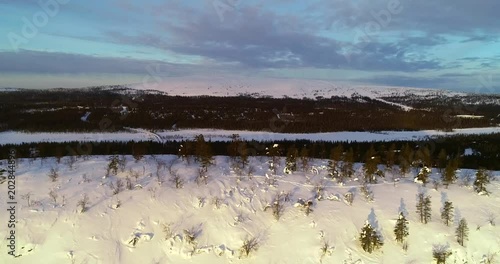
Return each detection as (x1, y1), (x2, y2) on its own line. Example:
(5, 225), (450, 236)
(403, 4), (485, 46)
(285, 145), (298, 174)
(385, 143), (396, 170)
(399, 143), (413, 176)
(359, 221), (383, 253)
(266, 144), (281, 175)
(328, 144), (343, 180)
(473, 168), (490, 195)
(416, 192), (432, 224)
(341, 147), (355, 179)
(437, 149), (447, 173)
(456, 218), (469, 247)
(194, 135), (213, 172)
(415, 166), (431, 186)
(238, 141), (249, 169)
(440, 201), (454, 226)
(178, 141), (193, 163)
(363, 144), (380, 183)
(442, 159), (458, 187)
(227, 134), (242, 161)
(299, 146), (310, 172)
(394, 212), (409, 244)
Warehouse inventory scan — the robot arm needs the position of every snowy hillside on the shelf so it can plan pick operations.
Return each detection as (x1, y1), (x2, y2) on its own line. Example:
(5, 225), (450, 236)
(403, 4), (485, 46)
(1, 155), (498, 264)
(130, 75), (465, 101)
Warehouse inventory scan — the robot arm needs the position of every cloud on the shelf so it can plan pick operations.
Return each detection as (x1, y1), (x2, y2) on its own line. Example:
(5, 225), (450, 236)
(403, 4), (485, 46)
(0, 50), (196, 75)
(318, 0), (500, 35)
(103, 6), (442, 72)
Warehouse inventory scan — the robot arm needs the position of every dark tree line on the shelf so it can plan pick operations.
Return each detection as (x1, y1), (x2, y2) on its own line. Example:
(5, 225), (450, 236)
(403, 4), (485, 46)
(1, 88), (496, 133)
(1, 133), (500, 171)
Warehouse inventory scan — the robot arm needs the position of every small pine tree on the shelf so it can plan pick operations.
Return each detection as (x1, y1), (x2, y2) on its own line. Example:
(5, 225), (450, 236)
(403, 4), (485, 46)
(456, 218), (469, 247)
(394, 212), (409, 244)
(359, 221), (383, 253)
(107, 155), (119, 176)
(299, 146), (310, 172)
(473, 168), (490, 195)
(415, 166), (431, 186)
(266, 144), (281, 175)
(363, 145), (380, 184)
(441, 201), (454, 227)
(416, 192), (432, 224)
(285, 145), (298, 173)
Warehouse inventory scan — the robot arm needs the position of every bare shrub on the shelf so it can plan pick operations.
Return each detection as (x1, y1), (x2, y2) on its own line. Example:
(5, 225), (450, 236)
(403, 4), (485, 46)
(77, 194), (90, 213)
(212, 197), (224, 209)
(118, 155), (127, 172)
(432, 179), (441, 191)
(128, 169), (140, 183)
(196, 168), (209, 185)
(170, 171), (184, 189)
(344, 191), (354, 205)
(148, 187), (157, 200)
(360, 184), (374, 202)
(247, 165), (255, 179)
(82, 173), (91, 183)
(162, 222), (174, 240)
(461, 171), (473, 187)
(48, 167), (59, 182)
(49, 189), (58, 205)
(66, 156), (77, 170)
(483, 251), (497, 264)
(295, 198), (314, 216)
(125, 176), (133, 190)
(269, 193), (285, 220)
(432, 244), (452, 264)
(196, 196), (205, 208)
(239, 236), (259, 258)
(166, 159), (176, 174)
(320, 240), (334, 262)
(264, 173), (277, 186)
(487, 212), (496, 226)
(21, 192), (33, 207)
(183, 227), (200, 245)
(314, 183), (325, 201)
(156, 173), (164, 185)
(111, 179), (124, 195)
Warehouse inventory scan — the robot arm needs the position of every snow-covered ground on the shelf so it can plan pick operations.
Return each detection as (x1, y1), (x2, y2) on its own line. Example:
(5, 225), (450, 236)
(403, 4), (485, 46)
(0, 155), (498, 263)
(1, 127), (500, 145)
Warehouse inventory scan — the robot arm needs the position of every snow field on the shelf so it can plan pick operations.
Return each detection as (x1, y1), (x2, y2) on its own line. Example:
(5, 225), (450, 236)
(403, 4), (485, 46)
(0, 155), (498, 264)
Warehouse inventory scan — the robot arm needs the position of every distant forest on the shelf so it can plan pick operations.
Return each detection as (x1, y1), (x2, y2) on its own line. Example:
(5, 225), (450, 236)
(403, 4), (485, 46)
(1, 133), (499, 170)
(1, 87), (499, 133)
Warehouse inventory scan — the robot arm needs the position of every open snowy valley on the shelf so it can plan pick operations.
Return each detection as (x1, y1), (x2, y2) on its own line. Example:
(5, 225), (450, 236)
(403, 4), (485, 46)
(1, 153), (499, 264)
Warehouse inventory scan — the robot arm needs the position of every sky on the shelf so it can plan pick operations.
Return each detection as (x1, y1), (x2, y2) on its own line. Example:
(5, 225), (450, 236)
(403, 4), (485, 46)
(0, 0), (499, 93)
